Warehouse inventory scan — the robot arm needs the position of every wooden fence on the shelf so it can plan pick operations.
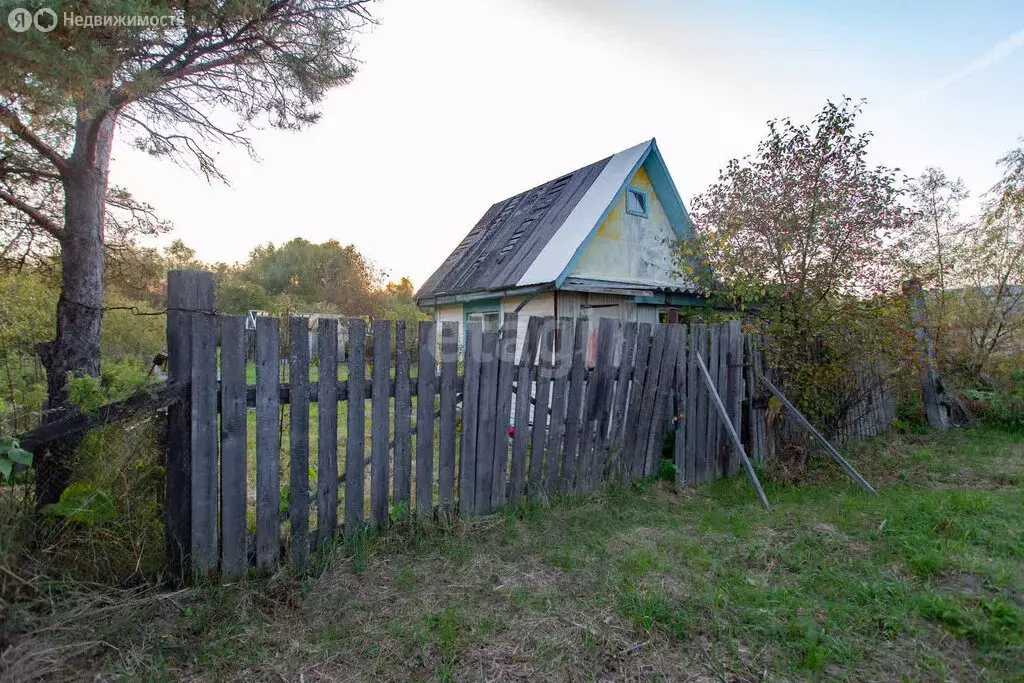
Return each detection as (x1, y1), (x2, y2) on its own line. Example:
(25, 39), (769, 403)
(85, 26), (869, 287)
(165, 272), (773, 578)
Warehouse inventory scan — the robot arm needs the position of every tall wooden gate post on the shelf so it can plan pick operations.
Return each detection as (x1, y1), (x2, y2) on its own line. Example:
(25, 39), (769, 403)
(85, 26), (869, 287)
(165, 269), (216, 581)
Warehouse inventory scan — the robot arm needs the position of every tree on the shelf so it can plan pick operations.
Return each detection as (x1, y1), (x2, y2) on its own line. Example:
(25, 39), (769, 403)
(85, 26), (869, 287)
(954, 142), (1024, 376)
(242, 238), (382, 313)
(681, 98), (912, 426)
(906, 168), (969, 353)
(0, 1), (374, 505)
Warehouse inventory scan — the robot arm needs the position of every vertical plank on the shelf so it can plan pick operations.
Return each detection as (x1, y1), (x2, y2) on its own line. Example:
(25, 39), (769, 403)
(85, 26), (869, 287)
(575, 416), (596, 492)
(692, 324), (710, 482)
(589, 317), (620, 487)
(509, 317), (542, 504)
(621, 324), (652, 481)
(416, 320), (437, 517)
(438, 322), (458, 510)
(317, 318), (339, 549)
(726, 320), (743, 476)
(559, 318), (590, 493)
(255, 316), (281, 570)
(389, 323), (409, 509)
(528, 320), (555, 498)
(220, 316), (247, 578)
(370, 319), (391, 529)
(393, 321), (412, 510)
(344, 317), (366, 540)
(705, 324), (721, 477)
(490, 314), (518, 509)
(715, 324), (730, 477)
(608, 322), (638, 478)
(633, 323), (668, 479)
(189, 309), (218, 576)
(645, 324), (681, 477)
(289, 316), (311, 571)
(543, 317), (574, 496)
(673, 325), (688, 486)
(684, 324), (699, 483)
(166, 270), (214, 579)
(458, 322), (482, 514)
(742, 334), (756, 463)
(475, 330), (500, 512)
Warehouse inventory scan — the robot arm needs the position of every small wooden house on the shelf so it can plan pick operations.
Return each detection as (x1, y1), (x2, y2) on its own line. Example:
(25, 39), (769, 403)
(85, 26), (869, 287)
(415, 139), (703, 355)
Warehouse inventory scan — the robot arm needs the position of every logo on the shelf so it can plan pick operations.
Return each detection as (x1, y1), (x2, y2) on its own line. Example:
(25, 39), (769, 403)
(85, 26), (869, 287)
(7, 7), (31, 31)
(33, 7), (56, 31)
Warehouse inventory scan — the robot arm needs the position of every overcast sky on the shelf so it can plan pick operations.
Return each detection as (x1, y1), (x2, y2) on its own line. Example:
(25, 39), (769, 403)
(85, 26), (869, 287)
(108, 0), (1024, 288)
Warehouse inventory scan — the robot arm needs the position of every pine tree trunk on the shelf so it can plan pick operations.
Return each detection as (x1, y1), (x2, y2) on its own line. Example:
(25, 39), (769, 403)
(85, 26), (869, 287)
(35, 113), (115, 508)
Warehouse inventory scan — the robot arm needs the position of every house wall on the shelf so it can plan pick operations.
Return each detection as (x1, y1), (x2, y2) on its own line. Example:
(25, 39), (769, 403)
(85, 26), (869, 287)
(434, 303), (463, 328)
(567, 165), (686, 289)
(501, 292), (555, 360)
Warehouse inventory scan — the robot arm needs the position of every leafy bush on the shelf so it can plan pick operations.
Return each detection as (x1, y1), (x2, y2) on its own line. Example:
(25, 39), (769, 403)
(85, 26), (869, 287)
(0, 436), (32, 481)
(964, 389), (1024, 431)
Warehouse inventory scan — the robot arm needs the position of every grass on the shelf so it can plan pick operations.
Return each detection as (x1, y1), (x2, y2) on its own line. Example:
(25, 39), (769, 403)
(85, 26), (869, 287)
(4, 427), (1022, 680)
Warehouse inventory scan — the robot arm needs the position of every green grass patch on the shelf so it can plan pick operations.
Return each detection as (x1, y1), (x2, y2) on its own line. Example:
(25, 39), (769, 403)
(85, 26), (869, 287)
(5, 427), (1022, 680)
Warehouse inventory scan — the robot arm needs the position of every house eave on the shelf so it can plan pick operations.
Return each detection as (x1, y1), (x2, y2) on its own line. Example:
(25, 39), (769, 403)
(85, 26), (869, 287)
(416, 283), (554, 309)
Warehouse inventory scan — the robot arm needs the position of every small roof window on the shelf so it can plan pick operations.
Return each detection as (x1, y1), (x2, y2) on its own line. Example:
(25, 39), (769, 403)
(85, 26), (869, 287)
(625, 186), (649, 217)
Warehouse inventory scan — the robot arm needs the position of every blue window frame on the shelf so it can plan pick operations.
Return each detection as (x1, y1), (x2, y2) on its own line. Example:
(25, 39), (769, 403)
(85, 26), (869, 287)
(625, 186), (649, 218)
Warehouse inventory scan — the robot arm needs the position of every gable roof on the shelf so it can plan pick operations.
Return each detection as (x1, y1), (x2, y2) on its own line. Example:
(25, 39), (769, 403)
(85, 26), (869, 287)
(415, 138), (692, 304)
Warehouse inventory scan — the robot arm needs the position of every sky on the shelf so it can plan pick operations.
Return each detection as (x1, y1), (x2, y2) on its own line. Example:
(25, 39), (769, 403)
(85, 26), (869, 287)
(107, 0), (1024, 289)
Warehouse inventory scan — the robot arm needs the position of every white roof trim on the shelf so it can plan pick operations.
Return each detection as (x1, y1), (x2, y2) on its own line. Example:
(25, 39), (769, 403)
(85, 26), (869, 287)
(515, 139), (651, 287)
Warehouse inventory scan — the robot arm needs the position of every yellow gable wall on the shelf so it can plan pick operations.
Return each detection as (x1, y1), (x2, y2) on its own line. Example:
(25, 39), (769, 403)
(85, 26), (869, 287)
(567, 166), (687, 287)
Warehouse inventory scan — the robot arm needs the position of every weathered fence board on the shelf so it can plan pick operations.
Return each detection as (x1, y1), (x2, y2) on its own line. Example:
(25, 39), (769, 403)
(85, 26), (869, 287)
(370, 319), (391, 529)
(289, 316), (311, 571)
(543, 317), (574, 496)
(609, 321), (638, 478)
(590, 317), (620, 488)
(559, 317), (589, 493)
(255, 316), (281, 570)
(459, 323), (482, 514)
(475, 331), (500, 514)
(634, 323), (667, 479)
(528, 321), (555, 498)
(646, 324), (681, 477)
(317, 318), (339, 549)
(491, 314), (518, 508)
(684, 324), (699, 483)
(393, 321), (412, 510)
(416, 320), (437, 516)
(344, 317), (366, 539)
(510, 318), (542, 503)
(190, 309), (218, 576)
(673, 325), (688, 486)
(692, 324), (710, 482)
(438, 322), (458, 510)
(166, 270), (215, 578)
(220, 316), (247, 578)
(725, 320), (742, 477)
(622, 323), (651, 482)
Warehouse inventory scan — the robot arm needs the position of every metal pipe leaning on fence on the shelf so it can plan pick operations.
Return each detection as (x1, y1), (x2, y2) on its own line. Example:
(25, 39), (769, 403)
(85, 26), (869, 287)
(694, 351), (772, 511)
(753, 369), (877, 495)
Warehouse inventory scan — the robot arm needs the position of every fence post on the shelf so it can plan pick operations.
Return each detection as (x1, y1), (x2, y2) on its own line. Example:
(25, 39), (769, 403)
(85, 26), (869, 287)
(902, 278), (948, 429)
(165, 269), (216, 582)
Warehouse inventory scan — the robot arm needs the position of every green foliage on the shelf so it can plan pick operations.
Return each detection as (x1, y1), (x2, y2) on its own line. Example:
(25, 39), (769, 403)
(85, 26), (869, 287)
(657, 458), (678, 482)
(681, 98), (916, 427)
(0, 436), (32, 481)
(66, 358), (153, 412)
(964, 388), (1024, 431)
(43, 482), (117, 525)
